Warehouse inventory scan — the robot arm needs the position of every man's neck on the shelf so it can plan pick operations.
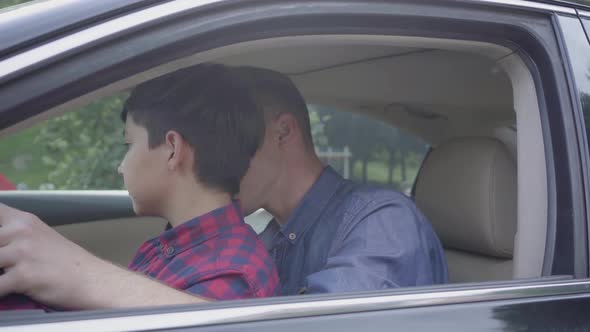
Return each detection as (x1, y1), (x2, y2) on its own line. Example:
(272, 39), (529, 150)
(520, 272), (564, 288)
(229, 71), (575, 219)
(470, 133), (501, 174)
(266, 156), (324, 225)
(163, 187), (232, 228)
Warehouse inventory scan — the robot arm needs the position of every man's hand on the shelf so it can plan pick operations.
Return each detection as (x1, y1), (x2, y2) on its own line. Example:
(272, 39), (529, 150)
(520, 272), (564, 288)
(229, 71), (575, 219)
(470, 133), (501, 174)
(0, 203), (205, 309)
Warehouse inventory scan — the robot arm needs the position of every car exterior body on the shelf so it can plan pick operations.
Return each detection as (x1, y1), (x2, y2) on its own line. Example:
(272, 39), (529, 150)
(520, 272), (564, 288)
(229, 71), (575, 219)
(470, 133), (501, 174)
(0, 0), (589, 331)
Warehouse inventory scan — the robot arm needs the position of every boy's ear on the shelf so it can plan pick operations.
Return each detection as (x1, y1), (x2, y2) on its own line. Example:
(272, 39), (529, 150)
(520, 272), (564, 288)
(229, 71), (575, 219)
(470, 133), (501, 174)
(274, 113), (297, 147)
(164, 131), (189, 172)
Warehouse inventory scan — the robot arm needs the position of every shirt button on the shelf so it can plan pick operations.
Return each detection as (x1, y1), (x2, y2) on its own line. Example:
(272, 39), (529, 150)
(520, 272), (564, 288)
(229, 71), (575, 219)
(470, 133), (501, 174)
(288, 233), (297, 241)
(165, 247), (175, 255)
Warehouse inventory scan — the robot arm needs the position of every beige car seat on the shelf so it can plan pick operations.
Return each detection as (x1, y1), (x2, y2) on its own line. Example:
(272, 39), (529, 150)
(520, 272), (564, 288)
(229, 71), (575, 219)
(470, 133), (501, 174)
(414, 137), (517, 283)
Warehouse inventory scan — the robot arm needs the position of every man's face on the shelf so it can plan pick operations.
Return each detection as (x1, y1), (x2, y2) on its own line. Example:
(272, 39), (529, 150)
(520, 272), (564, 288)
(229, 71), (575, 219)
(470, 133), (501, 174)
(239, 124), (281, 216)
(119, 115), (170, 216)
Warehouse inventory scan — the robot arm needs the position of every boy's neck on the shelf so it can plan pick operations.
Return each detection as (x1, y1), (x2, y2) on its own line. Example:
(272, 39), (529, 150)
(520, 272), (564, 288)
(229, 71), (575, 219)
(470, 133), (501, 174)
(163, 189), (233, 228)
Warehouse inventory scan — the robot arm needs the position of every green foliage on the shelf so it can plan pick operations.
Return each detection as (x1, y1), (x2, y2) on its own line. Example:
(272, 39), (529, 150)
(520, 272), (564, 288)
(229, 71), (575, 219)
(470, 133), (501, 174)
(0, 0), (128, 190)
(0, 0), (33, 10)
(34, 95), (127, 190)
(312, 105), (428, 191)
(1, 95), (127, 190)
(3, 97), (426, 192)
(0, 126), (46, 188)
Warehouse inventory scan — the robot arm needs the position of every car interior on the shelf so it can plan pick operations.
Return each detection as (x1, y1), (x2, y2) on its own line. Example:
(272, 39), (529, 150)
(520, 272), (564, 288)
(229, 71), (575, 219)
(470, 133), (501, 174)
(2, 34), (549, 286)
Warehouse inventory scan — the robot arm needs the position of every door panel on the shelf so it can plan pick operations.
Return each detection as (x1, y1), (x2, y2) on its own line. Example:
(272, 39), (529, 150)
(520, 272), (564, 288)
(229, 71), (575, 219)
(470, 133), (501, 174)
(0, 191), (134, 227)
(55, 217), (166, 266)
(178, 295), (590, 332)
(0, 191), (161, 265)
(56, 213), (272, 266)
(0, 191), (273, 265)
(1, 277), (583, 331)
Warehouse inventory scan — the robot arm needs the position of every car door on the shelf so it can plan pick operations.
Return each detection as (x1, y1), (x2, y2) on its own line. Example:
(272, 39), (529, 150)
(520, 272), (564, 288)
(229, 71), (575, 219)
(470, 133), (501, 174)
(0, 0), (590, 331)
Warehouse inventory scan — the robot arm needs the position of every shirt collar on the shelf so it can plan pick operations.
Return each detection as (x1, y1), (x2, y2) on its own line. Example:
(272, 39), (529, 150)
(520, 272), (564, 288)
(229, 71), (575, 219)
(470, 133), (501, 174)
(157, 200), (244, 256)
(281, 166), (344, 243)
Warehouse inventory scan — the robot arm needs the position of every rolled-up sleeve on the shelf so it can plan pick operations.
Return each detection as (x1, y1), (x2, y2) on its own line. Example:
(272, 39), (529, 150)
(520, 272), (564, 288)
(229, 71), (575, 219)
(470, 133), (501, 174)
(304, 202), (447, 294)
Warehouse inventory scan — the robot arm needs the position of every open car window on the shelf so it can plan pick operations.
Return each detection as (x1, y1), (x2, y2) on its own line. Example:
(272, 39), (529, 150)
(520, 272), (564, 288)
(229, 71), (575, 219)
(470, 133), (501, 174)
(310, 105), (429, 195)
(0, 95), (127, 190)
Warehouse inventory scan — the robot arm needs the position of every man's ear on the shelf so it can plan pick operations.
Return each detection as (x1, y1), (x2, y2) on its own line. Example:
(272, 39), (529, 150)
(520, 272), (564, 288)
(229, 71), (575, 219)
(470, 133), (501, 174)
(274, 113), (298, 148)
(164, 131), (188, 172)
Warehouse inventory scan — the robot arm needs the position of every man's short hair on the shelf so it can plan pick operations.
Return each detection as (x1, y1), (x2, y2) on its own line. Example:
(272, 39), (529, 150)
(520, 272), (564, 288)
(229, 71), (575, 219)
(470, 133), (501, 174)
(231, 67), (314, 149)
(121, 63), (264, 196)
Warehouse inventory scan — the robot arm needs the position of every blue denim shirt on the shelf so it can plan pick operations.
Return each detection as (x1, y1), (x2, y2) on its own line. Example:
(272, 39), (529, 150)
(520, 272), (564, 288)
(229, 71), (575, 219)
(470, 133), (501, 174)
(259, 167), (448, 295)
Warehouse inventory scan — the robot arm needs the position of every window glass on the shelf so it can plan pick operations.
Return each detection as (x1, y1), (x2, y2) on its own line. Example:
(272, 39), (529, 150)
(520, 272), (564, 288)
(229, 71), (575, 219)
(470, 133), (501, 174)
(558, 17), (590, 153)
(309, 105), (429, 195)
(558, 16), (590, 273)
(0, 95), (127, 190)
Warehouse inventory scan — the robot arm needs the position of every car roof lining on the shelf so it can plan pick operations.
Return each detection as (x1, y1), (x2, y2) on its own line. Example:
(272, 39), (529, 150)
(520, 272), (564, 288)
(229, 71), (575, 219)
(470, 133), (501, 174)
(0, 34), (515, 145)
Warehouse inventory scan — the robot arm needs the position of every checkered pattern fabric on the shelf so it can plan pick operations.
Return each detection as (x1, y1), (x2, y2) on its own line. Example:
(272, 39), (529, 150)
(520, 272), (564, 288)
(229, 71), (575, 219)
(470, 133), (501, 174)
(128, 201), (279, 300)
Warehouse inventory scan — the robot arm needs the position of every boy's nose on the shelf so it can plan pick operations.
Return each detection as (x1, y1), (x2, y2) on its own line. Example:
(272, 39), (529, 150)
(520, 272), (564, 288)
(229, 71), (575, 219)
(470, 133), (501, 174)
(117, 164), (123, 175)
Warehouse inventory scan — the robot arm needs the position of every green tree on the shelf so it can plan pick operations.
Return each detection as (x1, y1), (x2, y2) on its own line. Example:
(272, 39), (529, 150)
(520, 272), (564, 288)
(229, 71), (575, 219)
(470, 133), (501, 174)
(316, 106), (427, 190)
(321, 108), (382, 183)
(308, 106), (329, 150)
(35, 95), (127, 189)
(0, 0), (33, 9)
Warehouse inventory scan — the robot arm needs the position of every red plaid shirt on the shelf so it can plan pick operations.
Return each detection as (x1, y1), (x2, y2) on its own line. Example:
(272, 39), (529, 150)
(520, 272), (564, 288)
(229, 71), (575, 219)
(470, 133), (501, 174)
(128, 201), (279, 300)
(0, 201), (278, 311)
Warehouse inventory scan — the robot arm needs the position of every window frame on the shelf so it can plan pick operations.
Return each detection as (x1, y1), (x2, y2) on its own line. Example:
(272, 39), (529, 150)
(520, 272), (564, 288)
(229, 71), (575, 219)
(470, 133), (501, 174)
(560, 13), (590, 276)
(0, 0), (572, 275)
(554, 14), (590, 278)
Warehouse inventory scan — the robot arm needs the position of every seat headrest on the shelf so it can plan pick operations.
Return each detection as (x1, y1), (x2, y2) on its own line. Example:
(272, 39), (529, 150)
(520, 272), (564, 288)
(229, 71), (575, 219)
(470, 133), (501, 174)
(415, 137), (517, 258)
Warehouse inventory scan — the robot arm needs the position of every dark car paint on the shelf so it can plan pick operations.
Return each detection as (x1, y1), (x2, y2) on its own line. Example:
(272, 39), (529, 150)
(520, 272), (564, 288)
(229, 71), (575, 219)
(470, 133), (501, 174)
(0, 0), (586, 59)
(542, 0), (590, 9)
(178, 295), (590, 332)
(584, 17), (590, 41)
(0, 0), (168, 60)
(557, 16), (590, 278)
(0, 0), (589, 330)
(5, 279), (590, 331)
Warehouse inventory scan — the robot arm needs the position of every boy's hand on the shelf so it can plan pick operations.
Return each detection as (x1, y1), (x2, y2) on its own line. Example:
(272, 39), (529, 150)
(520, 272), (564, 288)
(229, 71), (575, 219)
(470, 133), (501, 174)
(0, 203), (103, 308)
(0, 203), (206, 309)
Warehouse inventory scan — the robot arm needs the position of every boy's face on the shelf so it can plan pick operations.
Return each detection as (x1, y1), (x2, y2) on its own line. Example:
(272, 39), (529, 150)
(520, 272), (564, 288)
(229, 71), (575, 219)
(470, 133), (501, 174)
(119, 114), (171, 216)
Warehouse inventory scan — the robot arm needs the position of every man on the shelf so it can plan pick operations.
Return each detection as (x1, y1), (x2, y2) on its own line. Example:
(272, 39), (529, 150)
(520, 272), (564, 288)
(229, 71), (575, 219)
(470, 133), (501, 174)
(235, 67), (447, 294)
(0, 64), (447, 309)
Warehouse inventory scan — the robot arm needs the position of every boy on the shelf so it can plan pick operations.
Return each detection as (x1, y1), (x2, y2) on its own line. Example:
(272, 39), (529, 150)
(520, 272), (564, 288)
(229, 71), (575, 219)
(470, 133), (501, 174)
(0, 64), (278, 310)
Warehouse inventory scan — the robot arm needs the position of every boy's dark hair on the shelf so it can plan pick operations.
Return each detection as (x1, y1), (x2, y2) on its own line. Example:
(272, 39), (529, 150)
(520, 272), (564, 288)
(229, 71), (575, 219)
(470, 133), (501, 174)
(121, 63), (264, 196)
(231, 67), (314, 149)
